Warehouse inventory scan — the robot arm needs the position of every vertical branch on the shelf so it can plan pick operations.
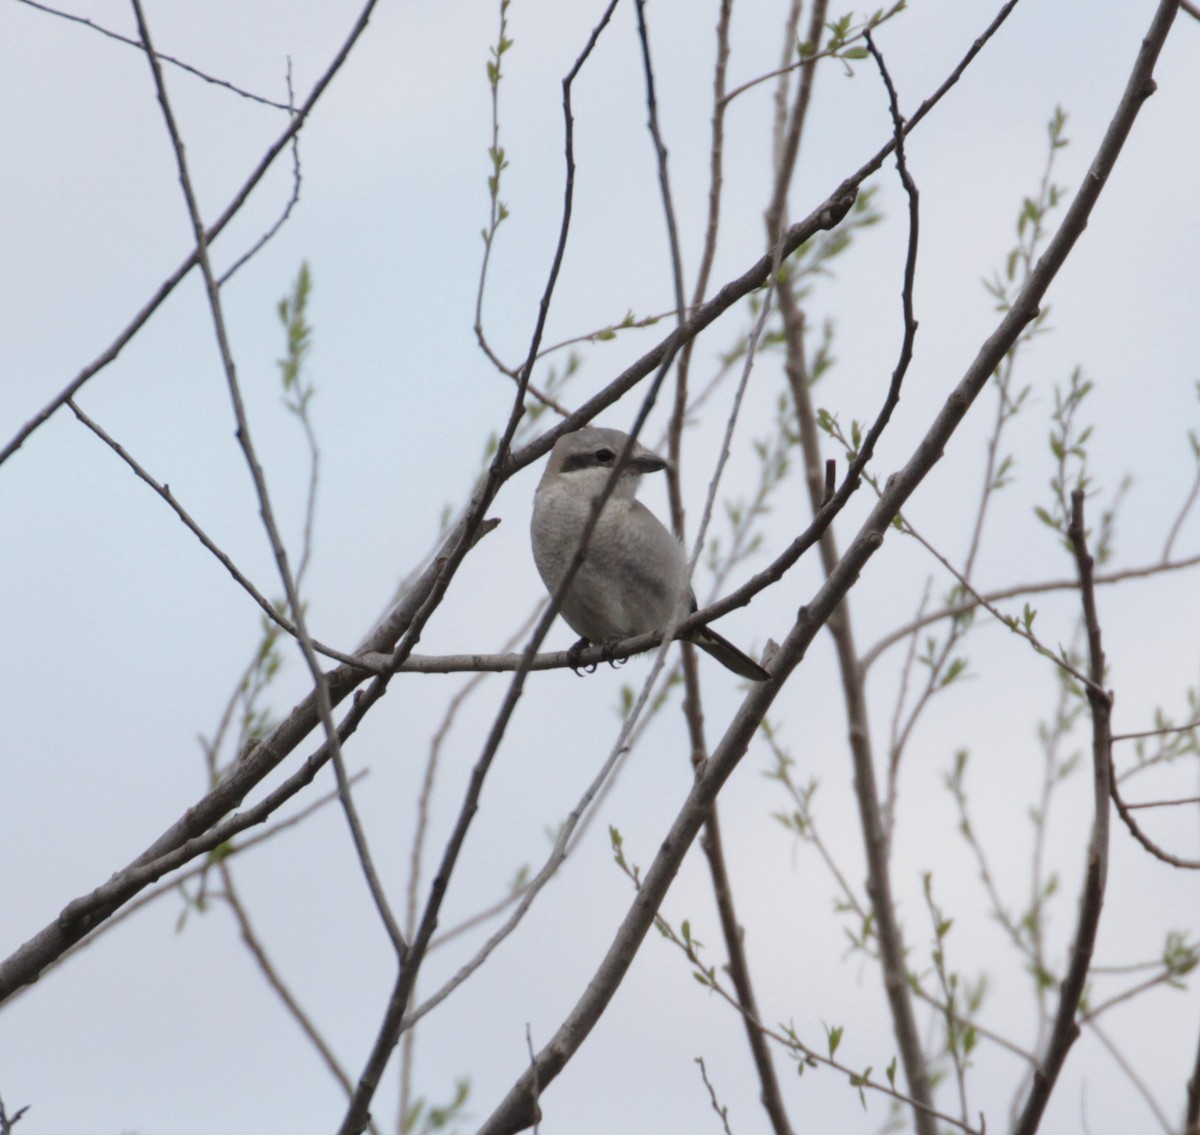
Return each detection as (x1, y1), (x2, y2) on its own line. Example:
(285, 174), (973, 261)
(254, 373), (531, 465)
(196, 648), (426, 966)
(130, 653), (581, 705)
(764, 0), (827, 243)
(474, 0), (518, 379)
(776, 22), (935, 1134)
(129, 0), (407, 958)
(698, 809), (795, 1135)
(1012, 490), (1113, 1135)
(644, 5), (785, 1135)
(633, 0), (687, 316)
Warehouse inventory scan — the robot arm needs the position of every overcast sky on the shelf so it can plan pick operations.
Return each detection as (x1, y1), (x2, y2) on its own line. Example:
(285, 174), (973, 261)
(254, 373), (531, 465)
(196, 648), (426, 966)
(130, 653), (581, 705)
(2, 2), (1199, 1133)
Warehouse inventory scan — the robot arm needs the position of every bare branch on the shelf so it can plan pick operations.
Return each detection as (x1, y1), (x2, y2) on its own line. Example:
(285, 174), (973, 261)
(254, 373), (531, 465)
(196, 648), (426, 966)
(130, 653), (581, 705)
(65, 397), (374, 673)
(217, 861), (379, 1132)
(1109, 772), (1200, 869)
(1012, 490), (1113, 1135)
(773, 16), (936, 1128)
(1113, 715), (1200, 742)
(14, 0), (292, 109)
(1086, 1018), (1175, 1134)
(218, 63), (305, 286)
(862, 553), (1200, 671)
(695, 1058), (735, 1135)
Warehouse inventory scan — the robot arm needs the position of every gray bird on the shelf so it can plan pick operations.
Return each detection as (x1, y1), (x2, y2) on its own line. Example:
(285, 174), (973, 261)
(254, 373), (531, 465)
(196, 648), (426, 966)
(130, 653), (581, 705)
(531, 426), (769, 681)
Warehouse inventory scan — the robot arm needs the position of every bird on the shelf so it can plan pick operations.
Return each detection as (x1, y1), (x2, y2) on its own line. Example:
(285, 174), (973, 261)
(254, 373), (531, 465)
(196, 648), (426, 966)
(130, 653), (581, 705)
(530, 426), (769, 681)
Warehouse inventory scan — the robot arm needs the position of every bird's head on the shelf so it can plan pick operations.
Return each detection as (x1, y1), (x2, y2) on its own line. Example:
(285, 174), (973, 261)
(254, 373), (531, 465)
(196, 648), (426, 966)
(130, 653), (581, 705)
(539, 427), (668, 500)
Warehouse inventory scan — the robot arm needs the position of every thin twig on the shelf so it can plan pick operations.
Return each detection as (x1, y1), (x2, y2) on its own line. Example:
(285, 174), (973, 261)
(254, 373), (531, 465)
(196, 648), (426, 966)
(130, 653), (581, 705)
(1113, 715), (1200, 742)
(1161, 448), (1200, 559)
(14, 0), (292, 109)
(217, 861), (380, 1133)
(1122, 794), (1200, 810)
(646, 907), (983, 1135)
(1086, 1018), (1174, 1134)
(1109, 771), (1200, 868)
(885, 577), (931, 838)
(1082, 967), (1194, 1024)
(922, 877), (971, 1125)
(896, 515), (1099, 690)
(65, 397), (373, 672)
(910, 984), (1038, 1065)
(0, 1094), (30, 1133)
(862, 552), (1200, 671)
(218, 63), (305, 286)
(695, 1058), (735, 1135)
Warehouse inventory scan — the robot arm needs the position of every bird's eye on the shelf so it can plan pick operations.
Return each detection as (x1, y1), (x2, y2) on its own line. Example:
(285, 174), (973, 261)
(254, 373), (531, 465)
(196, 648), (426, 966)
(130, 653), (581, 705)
(595, 448), (615, 464)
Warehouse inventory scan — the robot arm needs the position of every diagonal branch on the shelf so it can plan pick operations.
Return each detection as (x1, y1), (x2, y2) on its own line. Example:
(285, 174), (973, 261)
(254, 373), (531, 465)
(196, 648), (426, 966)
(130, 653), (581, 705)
(778, 23), (934, 1129)
(633, 15), (793, 1133)
(14, 0), (292, 109)
(66, 397), (374, 672)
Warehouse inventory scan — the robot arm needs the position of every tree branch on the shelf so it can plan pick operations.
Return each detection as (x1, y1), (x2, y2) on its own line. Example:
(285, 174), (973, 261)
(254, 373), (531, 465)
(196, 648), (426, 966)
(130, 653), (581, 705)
(1012, 490), (1113, 1135)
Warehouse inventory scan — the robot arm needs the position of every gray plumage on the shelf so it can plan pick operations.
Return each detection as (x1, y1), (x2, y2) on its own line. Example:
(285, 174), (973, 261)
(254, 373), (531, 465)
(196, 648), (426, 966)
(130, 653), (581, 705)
(530, 426), (769, 681)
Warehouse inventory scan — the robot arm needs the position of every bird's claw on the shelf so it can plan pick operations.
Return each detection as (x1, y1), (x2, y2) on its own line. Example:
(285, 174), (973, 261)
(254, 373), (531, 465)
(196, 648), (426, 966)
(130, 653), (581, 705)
(567, 638), (596, 676)
(600, 642), (627, 670)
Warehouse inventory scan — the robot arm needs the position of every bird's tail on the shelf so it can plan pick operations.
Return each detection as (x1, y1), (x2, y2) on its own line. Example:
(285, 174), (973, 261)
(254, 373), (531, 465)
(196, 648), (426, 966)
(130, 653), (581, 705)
(693, 627), (770, 681)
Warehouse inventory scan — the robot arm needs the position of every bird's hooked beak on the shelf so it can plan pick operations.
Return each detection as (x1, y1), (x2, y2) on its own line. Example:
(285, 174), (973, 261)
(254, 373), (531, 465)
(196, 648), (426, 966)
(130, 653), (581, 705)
(628, 447), (669, 476)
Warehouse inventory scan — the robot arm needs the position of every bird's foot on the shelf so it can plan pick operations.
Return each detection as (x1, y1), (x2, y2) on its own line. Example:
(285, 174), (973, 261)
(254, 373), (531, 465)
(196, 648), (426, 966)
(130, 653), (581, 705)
(600, 642), (627, 670)
(567, 638), (597, 676)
